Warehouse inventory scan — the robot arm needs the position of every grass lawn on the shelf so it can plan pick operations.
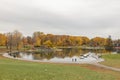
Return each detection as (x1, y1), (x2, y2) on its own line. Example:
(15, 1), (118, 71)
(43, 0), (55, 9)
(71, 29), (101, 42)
(101, 53), (120, 68)
(0, 54), (120, 80)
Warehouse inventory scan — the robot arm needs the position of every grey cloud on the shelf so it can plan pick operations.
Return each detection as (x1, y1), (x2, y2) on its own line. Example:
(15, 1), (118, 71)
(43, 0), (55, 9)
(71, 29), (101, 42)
(0, 0), (120, 39)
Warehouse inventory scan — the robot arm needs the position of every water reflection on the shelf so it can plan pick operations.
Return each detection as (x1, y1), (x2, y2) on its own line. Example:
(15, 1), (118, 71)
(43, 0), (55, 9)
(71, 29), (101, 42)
(19, 53), (34, 60)
(12, 49), (109, 61)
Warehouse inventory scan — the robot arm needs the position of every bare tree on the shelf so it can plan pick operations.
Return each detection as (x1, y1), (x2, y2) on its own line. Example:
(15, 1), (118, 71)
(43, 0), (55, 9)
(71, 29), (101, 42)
(6, 32), (13, 52)
(13, 30), (22, 51)
(6, 30), (22, 52)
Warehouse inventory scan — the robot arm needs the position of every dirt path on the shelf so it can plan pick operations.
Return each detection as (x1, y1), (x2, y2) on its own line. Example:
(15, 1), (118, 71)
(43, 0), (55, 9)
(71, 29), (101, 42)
(90, 63), (120, 72)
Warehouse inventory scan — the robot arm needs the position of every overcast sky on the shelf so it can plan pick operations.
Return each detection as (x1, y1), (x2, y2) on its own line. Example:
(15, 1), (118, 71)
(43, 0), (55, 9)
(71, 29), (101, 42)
(0, 0), (120, 39)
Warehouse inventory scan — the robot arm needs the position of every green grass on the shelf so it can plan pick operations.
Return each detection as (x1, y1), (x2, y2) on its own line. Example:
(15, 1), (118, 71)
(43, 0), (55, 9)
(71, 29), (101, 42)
(0, 55), (120, 80)
(101, 53), (120, 68)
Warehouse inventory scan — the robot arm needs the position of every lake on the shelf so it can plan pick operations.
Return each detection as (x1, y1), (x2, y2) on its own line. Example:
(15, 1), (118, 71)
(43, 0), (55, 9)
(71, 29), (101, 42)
(9, 49), (109, 63)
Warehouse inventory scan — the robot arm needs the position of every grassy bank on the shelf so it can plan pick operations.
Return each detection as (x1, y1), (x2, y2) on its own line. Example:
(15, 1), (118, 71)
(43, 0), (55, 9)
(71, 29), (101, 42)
(0, 55), (120, 80)
(101, 53), (120, 68)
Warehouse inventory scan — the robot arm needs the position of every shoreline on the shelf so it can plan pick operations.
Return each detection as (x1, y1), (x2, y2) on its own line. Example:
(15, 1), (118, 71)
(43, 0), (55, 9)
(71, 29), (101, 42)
(3, 53), (104, 64)
(2, 53), (120, 72)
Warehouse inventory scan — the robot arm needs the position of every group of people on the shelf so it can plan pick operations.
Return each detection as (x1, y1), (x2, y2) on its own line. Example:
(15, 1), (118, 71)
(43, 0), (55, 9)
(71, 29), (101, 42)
(72, 58), (77, 62)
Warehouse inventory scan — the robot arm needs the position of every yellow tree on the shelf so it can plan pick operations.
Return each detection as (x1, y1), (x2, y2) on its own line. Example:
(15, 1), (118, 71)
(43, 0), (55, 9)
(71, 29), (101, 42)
(13, 30), (23, 50)
(22, 37), (28, 45)
(0, 33), (7, 46)
(43, 40), (53, 47)
(56, 39), (63, 46)
(33, 31), (45, 46)
(34, 37), (41, 47)
(81, 36), (90, 46)
(92, 37), (106, 47)
(75, 37), (83, 46)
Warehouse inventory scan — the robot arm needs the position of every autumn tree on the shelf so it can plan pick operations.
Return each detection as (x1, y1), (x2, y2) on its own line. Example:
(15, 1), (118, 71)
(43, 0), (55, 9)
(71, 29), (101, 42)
(0, 33), (7, 46)
(81, 37), (89, 46)
(26, 36), (33, 45)
(74, 37), (83, 46)
(6, 32), (14, 52)
(22, 37), (28, 50)
(43, 40), (53, 47)
(13, 30), (22, 50)
(22, 37), (28, 45)
(90, 37), (106, 47)
(33, 32), (45, 47)
(6, 30), (22, 51)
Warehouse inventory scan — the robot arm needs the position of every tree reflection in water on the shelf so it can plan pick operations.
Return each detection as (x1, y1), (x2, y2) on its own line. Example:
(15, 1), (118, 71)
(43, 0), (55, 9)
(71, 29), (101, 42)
(14, 49), (109, 61)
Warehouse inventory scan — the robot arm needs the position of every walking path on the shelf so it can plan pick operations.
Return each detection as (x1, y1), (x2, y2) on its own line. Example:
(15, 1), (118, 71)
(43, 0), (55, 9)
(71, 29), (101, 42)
(90, 63), (120, 72)
(2, 53), (120, 72)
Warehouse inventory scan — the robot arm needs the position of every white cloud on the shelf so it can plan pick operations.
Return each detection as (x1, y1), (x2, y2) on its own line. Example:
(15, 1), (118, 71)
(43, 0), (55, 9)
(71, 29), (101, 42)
(0, 0), (120, 39)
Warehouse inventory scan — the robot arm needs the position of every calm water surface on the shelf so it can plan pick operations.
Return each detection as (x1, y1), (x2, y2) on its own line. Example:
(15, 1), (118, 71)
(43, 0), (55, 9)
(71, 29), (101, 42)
(12, 49), (109, 62)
